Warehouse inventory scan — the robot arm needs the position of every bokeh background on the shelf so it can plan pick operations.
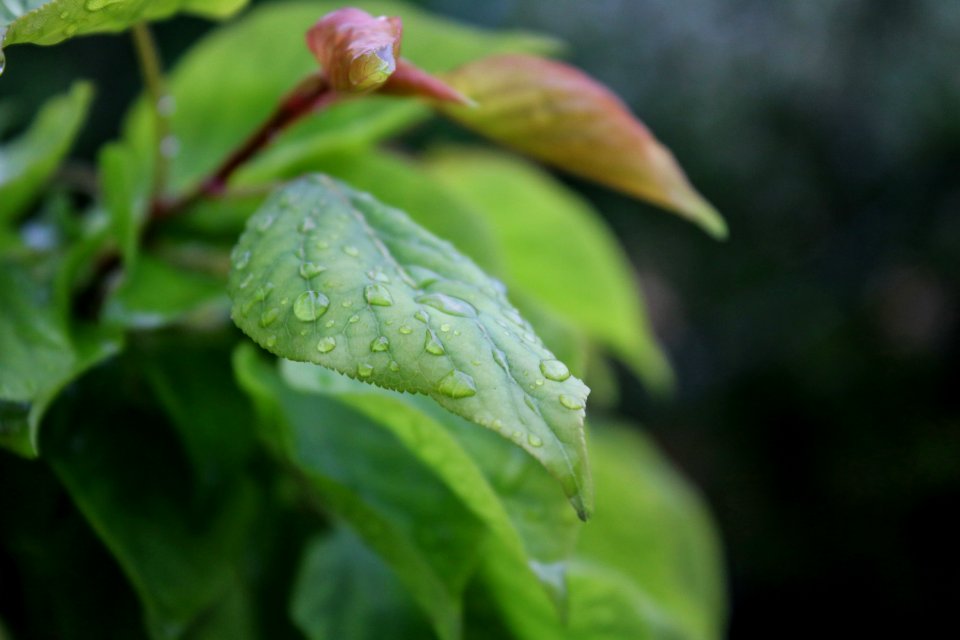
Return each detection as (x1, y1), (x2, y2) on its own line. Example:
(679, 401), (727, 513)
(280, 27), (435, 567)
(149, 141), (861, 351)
(2, 0), (958, 637)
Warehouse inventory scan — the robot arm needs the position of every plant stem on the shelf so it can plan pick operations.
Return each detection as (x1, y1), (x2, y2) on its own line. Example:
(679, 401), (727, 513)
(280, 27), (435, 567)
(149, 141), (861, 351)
(153, 73), (337, 220)
(131, 23), (172, 199)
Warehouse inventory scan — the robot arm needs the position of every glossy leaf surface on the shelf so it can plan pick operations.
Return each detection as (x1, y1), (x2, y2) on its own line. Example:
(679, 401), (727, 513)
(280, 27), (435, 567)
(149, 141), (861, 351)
(439, 55), (727, 238)
(0, 82), (91, 224)
(228, 175), (592, 518)
(1, 0), (247, 47)
(428, 149), (672, 392)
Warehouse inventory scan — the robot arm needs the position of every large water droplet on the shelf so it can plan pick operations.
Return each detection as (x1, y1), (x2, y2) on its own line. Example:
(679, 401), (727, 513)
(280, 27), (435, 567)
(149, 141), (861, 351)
(299, 262), (326, 279)
(364, 284), (393, 306)
(437, 370), (477, 399)
(293, 291), (330, 321)
(260, 307), (280, 327)
(370, 336), (390, 352)
(317, 336), (337, 353)
(559, 394), (584, 410)
(424, 330), (445, 355)
(540, 359), (570, 382)
(357, 363), (374, 378)
(416, 293), (476, 317)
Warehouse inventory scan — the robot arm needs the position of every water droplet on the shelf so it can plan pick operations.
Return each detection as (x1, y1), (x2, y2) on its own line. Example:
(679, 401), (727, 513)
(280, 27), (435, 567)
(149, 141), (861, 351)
(388, 360), (400, 372)
(367, 268), (390, 283)
(441, 323), (452, 333)
(64, 24), (78, 36)
(240, 299), (255, 316)
(316, 240), (330, 250)
(85, 0), (124, 11)
(491, 418), (504, 431)
(317, 337), (337, 353)
(524, 396), (537, 412)
(523, 332), (536, 343)
(254, 282), (274, 301)
(492, 348), (509, 371)
(265, 335), (277, 348)
(299, 262), (326, 279)
(436, 370), (477, 398)
(293, 291), (330, 321)
(348, 314), (360, 324)
(416, 293), (476, 317)
(414, 310), (429, 323)
(405, 265), (443, 288)
(237, 273), (254, 289)
(527, 433), (543, 447)
(370, 336), (390, 352)
(59, 11), (69, 19)
(357, 363), (374, 378)
(233, 250), (251, 270)
(299, 217), (316, 233)
(540, 359), (570, 382)
(260, 307), (280, 327)
(399, 325), (412, 335)
(325, 319), (336, 328)
(559, 394), (584, 410)
(535, 379), (544, 387)
(454, 330), (461, 336)
(364, 284), (393, 306)
(342, 245), (360, 257)
(341, 300), (353, 308)
(256, 211), (277, 231)
(424, 330), (445, 355)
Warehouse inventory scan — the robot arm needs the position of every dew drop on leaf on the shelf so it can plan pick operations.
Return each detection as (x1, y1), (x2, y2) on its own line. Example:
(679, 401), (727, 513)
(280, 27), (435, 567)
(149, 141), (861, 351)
(260, 308), (280, 328)
(528, 433), (544, 447)
(559, 394), (584, 410)
(370, 336), (390, 352)
(342, 245), (360, 257)
(416, 292), (476, 317)
(293, 291), (330, 321)
(357, 363), (374, 378)
(364, 284), (393, 306)
(299, 262), (326, 279)
(424, 330), (445, 355)
(540, 359), (571, 382)
(436, 370), (477, 399)
(317, 337), (337, 353)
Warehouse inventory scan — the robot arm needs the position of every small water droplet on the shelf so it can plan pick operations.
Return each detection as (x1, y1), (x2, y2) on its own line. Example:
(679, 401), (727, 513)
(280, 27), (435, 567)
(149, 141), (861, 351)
(559, 394), (584, 410)
(260, 307), (280, 327)
(540, 359), (570, 382)
(300, 262), (326, 279)
(492, 348), (509, 371)
(294, 291), (330, 321)
(527, 433), (543, 447)
(59, 11), (69, 19)
(341, 300), (353, 308)
(325, 319), (336, 328)
(256, 211), (277, 231)
(388, 360), (400, 372)
(414, 310), (429, 323)
(233, 250), (251, 270)
(370, 336), (390, 352)
(348, 314), (360, 324)
(240, 299), (255, 316)
(416, 292), (476, 317)
(440, 323), (451, 333)
(64, 24), (78, 36)
(491, 418), (504, 431)
(317, 337), (337, 353)
(367, 268), (391, 283)
(357, 363), (374, 378)
(436, 370), (477, 398)
(238, 273), (254, 289)
(316, 240), (330, 250)
(364, 284), (393, 306)
(524, 396), (537, 412)
(299, 217), (316, 233)
(342, 245), (360, 257)
(253, 282), (274, 301)
(85, 0), (124, 11)
(503, 307), (525, 326)
(424, 330), (445, 355)
(535, 379), (544, 386)
(399, 326), (412, 335)
(265, 335), (277, 348)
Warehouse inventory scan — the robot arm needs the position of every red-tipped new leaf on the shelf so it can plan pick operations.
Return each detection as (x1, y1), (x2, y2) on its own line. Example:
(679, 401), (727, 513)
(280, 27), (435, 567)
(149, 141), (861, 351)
(306, 8), (402, 93)
(381, 59), (474, 106)
(439, 54), (726, 238)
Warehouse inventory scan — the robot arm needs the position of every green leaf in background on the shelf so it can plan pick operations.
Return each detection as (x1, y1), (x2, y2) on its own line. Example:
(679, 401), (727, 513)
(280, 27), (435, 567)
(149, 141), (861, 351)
(427, 149), (673, 393)
(292, 529), (432, 640)
(234, 344), (486, 640)
(0, 256), (121, 458)
(0, 81), (91, 224)
(280, 359), (581, 608)
(1, 0), (247, 47)
(228, 175), (593, 518)
(104, 254), (227, 329)
(100, 141), (150, 268)
(122, 0), (561, 193)
(43, 359), (259, 639)
(481, 423), (727, 640)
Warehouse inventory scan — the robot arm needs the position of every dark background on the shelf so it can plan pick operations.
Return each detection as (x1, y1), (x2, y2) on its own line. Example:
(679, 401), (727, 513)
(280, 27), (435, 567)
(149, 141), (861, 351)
(2, 0), (958, 637)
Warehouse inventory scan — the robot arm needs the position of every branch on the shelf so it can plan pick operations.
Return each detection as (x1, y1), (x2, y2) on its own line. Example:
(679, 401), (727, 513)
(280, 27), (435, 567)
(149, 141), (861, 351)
(131, 23), (173, 199)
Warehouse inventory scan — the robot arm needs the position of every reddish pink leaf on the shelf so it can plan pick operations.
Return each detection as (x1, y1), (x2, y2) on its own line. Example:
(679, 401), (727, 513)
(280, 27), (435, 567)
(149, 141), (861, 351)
(306, 8), (403, 93)
(438, 55), (726, 238)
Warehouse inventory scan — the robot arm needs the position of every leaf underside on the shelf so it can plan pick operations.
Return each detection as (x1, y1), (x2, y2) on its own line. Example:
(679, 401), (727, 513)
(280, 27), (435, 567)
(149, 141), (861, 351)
(227, 175), (593, 518)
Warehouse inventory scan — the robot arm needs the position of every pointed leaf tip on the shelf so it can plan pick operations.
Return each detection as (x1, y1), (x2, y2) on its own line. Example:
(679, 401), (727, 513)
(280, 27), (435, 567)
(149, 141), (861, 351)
(437, 54), (727, 237)
(306, 7), (403, 93)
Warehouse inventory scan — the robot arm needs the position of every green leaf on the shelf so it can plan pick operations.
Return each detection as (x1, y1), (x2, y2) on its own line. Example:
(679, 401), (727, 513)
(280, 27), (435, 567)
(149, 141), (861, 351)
(43, 358), (259, 639)
(427, 148), (672, 393)
(0, 255), (121, 458)
(1, 0), (248, 47)
(103, 254), (228, 329)
(0, 81), (92, 224)
(280, 360), (581, 607)
(291, 529), (432, 640)
(122, 0), (561, 193)
(100, 141), (150, 268)
(439, 55), (727, 238)
(234, 344), (486, 640)
(228, 175), (593, 518)
(479, 423), (727, 640)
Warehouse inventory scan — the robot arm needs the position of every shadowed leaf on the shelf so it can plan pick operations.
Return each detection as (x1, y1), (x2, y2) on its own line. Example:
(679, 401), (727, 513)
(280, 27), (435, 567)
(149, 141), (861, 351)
(438, 54), (727, 238)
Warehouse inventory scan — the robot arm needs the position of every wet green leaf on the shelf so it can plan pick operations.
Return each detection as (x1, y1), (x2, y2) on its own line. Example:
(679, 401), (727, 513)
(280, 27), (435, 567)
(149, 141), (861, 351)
(1, 0), (247, 47)
(427, 148), (672, 392)
(122, 0), (561, 193)
(0, 82), (91, 224)
(228, 176), (592, 518)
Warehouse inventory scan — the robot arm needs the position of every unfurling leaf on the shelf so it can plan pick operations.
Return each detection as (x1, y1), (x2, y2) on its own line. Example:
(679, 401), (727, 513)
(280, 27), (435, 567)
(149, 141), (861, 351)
(438, 54), (727, 238)
(306, 7), (402, 93)
(227, 175), (593, 518)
